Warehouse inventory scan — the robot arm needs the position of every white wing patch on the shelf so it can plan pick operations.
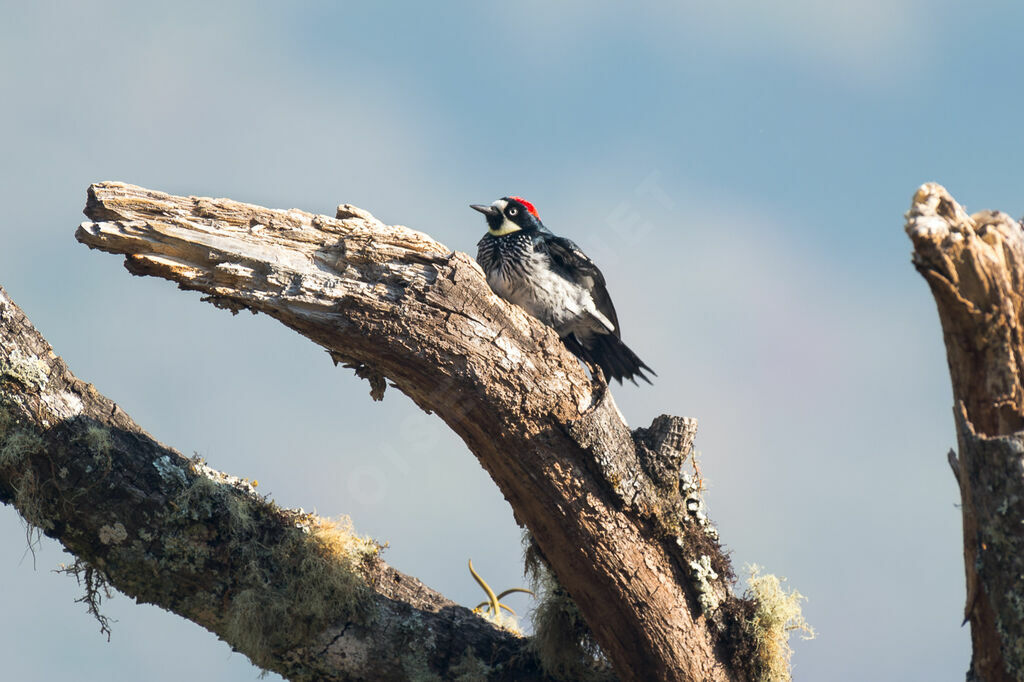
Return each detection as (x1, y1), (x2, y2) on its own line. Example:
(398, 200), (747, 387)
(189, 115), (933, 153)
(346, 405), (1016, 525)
(590, 307), (616, 334)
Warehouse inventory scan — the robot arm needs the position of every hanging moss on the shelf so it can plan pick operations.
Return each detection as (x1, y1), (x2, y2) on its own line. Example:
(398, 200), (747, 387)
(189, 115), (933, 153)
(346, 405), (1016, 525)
(0, 424), (51, 534)
(523, 540), (615, 682)
(742, 565), (815, 681)
(162, 466), (380, 669)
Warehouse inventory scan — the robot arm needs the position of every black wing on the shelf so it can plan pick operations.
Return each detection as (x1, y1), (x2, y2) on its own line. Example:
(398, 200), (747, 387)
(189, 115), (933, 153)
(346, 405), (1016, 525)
(541, 235), (621, 338)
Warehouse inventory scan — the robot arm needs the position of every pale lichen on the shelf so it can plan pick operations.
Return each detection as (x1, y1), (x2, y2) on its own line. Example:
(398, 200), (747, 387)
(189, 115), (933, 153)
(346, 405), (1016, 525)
(153, 454), (188, 487)
(98, 522), (128, 545)
(133, 460), (382, 670)
(689, 554), (722, 612)
(744, 565), (815, 682)
(221, 508), (378, 667)
(0, 349), (50, 390)
(395, 615), (442, 682)
(83, 424), (112, 457)
(0, 429), (42, 468)
(0, 428), (52, 534)
(680, 468), (719, 540)
(10, 468), (53, 532)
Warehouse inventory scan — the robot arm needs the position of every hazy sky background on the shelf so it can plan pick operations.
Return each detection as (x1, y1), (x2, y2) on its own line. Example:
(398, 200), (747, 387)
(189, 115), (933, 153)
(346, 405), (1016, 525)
(3, 1), (1023, 680)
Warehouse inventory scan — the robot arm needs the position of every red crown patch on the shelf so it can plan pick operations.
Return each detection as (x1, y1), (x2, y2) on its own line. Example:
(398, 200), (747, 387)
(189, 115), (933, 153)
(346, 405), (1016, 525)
(508, 196), (539, 218)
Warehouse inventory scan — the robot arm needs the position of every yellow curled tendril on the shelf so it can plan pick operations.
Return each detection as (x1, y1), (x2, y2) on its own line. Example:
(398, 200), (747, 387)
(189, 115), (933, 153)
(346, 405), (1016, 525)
(468, 560), (535, 618)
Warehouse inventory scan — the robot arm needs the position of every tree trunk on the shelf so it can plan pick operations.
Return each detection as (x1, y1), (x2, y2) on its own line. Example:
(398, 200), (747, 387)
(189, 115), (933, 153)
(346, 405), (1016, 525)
(905, 183), (1024, 682)
(0, 181), (772, 681)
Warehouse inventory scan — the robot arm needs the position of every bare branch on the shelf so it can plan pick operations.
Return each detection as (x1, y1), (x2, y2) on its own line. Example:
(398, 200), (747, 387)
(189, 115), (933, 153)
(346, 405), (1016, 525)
(906, 183), (1024, 681)
(69, 182), (761, 680)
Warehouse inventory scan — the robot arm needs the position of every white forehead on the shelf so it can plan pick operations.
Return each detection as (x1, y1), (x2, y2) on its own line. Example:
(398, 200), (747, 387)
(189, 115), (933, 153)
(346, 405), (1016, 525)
(492, 199), (508, 211)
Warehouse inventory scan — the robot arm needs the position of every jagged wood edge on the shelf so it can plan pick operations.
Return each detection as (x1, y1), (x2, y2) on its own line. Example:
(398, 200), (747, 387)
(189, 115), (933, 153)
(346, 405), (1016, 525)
(905, 183), (1024, 682)
(72, 182), (752, 681)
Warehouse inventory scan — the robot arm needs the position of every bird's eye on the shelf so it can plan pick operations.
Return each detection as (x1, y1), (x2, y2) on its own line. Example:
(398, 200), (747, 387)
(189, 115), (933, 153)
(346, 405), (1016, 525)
(507, 206), (519, 217)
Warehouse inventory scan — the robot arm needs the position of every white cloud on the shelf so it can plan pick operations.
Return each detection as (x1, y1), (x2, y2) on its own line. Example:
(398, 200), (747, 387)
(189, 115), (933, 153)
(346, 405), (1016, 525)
(480, 0), (930, 85)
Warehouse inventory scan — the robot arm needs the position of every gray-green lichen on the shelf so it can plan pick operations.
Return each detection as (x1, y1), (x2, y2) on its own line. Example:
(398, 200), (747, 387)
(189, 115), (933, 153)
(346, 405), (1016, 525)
(958, 425), (1024, 678)
(160, 465), (380, 670)
(75, 424), (113, 475)
(0, 429), (42, 468)
(689, 554), (721, 613)
(0, 349), (50, 390)
(8, 467), (53, 532)
(395, 612), (442, 681)
(98, 522), (128, 545)
(153, 454), (188, 487)
(82, 425), (112, 457)
(448, 647), (495, 681)
(680, 468), (719, 540)
(1000, 587), (1024, 673)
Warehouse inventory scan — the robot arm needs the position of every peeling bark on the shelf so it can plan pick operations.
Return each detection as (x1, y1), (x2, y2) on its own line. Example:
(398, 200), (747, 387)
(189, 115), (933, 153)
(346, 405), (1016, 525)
(906, 183), (1024, 681)
(2, 181), (762, 681)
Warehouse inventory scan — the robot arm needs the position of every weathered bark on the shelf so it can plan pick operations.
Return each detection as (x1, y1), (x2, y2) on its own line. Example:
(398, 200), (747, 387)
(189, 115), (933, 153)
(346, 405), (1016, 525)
(0, 181), (761, 681)
(71, 182), (759, 680)
(906, 183), (1024, 681)
(0, 285), (544, 681)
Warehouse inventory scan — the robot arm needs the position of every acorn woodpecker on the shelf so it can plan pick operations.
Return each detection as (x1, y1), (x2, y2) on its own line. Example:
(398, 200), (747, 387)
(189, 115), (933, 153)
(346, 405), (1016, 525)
(471, 196), (654, 385)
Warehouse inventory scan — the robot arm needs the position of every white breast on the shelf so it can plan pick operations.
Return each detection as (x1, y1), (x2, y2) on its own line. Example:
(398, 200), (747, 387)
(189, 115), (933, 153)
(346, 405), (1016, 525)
(487, 249), (614, 340)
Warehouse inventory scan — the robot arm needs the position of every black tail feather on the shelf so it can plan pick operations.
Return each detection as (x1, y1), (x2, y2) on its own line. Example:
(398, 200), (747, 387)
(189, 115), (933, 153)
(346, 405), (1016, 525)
(564, 333), (655, 385)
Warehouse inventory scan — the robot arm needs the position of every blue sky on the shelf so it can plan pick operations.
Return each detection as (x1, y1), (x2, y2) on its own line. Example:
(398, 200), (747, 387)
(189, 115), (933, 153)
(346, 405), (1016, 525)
(3, 2), (1023, 679)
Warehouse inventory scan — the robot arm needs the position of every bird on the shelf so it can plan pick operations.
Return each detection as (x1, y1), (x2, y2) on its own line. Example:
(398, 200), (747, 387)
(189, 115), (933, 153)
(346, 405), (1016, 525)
(471, 196), (654, 385)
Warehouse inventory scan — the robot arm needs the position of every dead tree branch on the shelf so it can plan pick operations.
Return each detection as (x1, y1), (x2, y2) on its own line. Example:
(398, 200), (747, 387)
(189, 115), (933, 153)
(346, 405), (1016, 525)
(0, 285), (542, 680)
(1, 181), (767, 681)
(906, 183), (1024, 682)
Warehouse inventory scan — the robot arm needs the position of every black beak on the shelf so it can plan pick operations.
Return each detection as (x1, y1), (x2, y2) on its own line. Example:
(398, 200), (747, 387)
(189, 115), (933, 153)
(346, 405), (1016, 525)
(470, 204), (499, 217)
